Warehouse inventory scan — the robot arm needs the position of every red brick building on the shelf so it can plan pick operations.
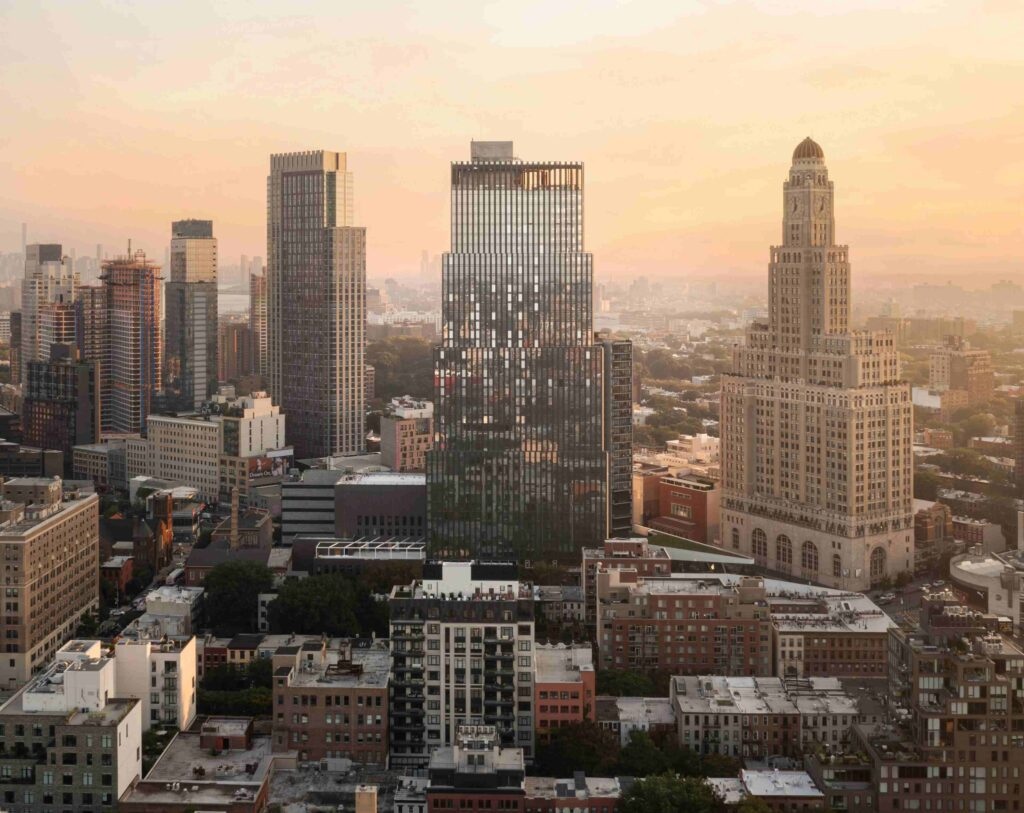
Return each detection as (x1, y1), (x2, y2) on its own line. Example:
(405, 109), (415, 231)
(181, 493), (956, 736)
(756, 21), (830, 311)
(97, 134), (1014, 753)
(426, 726), (525, 813)
(534, 643), (596, 745)
(100, 554), (134, 596)
(581, 537), (674, 628)
(271, 638), (389, 765)
(595, 570), (772, 675)
(648, 473), (720, 545)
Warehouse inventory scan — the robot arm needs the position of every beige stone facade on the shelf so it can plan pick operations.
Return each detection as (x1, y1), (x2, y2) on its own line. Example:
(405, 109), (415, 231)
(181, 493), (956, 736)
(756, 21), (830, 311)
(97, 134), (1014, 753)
(721, 139), (914, 591)
(0, 481), (99, 689)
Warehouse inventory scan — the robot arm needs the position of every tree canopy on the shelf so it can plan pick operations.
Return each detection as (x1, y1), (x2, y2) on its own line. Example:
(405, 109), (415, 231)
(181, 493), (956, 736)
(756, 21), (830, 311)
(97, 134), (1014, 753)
(267, 573), (388, 638)
(366, 337), (433, 402)
(620, 773), (717, 813)
(533, 721), (620, 778)
(203, 560), (275, 635)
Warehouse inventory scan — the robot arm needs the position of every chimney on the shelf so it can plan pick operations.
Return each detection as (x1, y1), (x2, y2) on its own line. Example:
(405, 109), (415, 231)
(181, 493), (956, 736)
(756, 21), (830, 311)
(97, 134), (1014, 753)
(230, 487), (240, 551)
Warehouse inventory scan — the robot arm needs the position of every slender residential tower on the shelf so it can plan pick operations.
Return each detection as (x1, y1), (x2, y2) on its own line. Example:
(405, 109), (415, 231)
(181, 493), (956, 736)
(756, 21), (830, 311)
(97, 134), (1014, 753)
(427, 141), (632, 563)
(165, 219), (218, 410)
(266, 151), (365, 459)
(20, 243), (78, 381)
(99, 250), (163, 434)
(720, 138), (914, 591)
(249, 266), (268, 378)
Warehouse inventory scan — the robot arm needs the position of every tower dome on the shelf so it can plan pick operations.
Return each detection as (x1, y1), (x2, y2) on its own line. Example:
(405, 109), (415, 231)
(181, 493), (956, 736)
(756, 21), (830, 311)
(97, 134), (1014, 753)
(792, 137), (824, 161)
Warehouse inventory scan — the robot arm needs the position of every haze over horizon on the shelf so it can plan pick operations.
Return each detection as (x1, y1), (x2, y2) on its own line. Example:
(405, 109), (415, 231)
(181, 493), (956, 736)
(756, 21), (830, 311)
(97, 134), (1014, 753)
(2, 0), (1023, 284)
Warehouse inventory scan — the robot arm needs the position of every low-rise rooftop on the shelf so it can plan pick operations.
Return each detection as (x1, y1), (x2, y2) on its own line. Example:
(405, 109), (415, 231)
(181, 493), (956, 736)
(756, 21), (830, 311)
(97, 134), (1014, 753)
(525, 775), (622, 800)
(284, 640), (391, 689)
(534, 643), (594, 683)
(740, 769), (824, 799)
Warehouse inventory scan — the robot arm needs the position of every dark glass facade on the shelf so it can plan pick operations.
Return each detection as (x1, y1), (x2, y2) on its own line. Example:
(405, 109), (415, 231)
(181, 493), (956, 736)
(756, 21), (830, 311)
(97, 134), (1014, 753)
(267, 152), (365, 459)
(427, 142), (632, 563)
(22, 356), (100, 475)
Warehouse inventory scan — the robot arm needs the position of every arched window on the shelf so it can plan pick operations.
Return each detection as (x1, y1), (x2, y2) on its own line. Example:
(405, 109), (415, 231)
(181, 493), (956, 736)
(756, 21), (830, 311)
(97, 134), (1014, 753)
(801, 541), (819, 572)
(870, 547), (887, 583)
(752, 528), (767, 560)
(832, 554), (842, 578)
(731, 528), (740, 550)
(776, 535), (792, 571)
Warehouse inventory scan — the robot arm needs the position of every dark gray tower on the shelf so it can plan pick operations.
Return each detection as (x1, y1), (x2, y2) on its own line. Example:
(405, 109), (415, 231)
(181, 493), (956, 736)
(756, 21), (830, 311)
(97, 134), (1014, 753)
(427, 141), (632, 563)
(166, 219), (218, 410)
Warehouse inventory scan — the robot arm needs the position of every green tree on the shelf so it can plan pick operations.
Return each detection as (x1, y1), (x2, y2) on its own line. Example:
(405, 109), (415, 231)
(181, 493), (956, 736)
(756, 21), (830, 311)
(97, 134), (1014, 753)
(596, 670), (655, 697)
(617, 731), (670, 777)
(534, 721), (620, 777)
(736, 796), (775, 813)
(365, 337), (434, 401)
(203, 561), (274, 634)
(701, 751), (742, 777)
(914, 469), (941, 501)
(267, 573), (387, 637)
(621, 773), (716, 813)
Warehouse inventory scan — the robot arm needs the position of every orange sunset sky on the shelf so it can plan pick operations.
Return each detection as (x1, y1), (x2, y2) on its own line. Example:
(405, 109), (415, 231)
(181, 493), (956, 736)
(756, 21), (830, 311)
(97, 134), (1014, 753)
(1, 0), (1023, 284)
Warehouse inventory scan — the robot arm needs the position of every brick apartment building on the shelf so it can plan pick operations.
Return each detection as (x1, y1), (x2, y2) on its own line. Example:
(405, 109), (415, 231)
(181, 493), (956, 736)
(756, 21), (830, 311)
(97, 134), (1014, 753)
(769, 591), (892, 678)
(647, 473), (720, 545)
(533, 643), (595, 746)
(594, 570), (773, 675)
(271, 638), (390, 765)
(581, 537), (674, 628)
(671, 675), (871, 760)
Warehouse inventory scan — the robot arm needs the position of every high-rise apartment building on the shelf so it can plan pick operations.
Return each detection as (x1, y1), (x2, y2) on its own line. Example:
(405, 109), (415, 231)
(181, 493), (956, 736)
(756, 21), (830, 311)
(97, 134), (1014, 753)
(1015, 399), (1024, 498)
(75, 284), (106, 365)
(99, 251), (163, 434)
(874, 593), (1024, 813)
(721, 139), (914, 590)
(0, 640), (143, 813)
(8, 310), (22, 385)
(388, 561), (536, 768)
(218, 318), (253, 381)
(166, 219), (218, 410)
(20, 243), (78, 382)
(427, 141), (632, 563)
(21, 348), (101, 474)
(929, 335), (994, 406)
(380, 397), (433, 472)
(249, 266), (268, 377)
(127, 390), (288, 503)
(0, 478), (99, 689)
(267, 151), (365, 459)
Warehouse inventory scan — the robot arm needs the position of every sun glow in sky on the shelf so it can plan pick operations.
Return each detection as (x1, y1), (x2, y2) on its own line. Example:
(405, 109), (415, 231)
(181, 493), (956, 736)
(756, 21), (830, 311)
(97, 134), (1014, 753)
(2, 0), (1023, 283)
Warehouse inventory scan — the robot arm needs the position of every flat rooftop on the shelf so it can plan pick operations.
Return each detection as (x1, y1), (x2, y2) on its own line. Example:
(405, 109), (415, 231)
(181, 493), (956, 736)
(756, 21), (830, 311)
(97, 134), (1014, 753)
(141, 729), (273, 791)
(146, 585), (204, 605)
(616, 696), (675, 726)
(525, 776), (621, 800)
(769, 594), (893, 634)
(534, 644), (593, 683)
(336, 471), (426, 486)
(285, 641), (391, 689)
(741, 770), (824, 798)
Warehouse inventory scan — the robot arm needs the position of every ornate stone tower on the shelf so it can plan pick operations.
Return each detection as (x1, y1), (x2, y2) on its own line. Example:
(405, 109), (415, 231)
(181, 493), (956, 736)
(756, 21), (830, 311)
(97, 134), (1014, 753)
(720, 138), (914, 591)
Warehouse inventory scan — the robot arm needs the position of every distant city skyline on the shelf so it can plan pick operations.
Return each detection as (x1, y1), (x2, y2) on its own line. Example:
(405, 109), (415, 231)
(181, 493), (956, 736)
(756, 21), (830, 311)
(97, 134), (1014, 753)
(3, 2), (1024, 283)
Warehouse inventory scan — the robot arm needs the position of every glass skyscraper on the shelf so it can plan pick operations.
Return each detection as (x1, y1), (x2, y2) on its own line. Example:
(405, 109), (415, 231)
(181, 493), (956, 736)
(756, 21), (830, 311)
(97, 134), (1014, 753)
(266, 151), (366, 460)
(427, 141), (632, 563)
(165, 219), (218, 411)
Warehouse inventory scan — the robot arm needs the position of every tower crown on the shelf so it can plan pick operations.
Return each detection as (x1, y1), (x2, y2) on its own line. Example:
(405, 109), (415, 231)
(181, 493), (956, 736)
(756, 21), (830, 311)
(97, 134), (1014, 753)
(792, 137), (825, 162)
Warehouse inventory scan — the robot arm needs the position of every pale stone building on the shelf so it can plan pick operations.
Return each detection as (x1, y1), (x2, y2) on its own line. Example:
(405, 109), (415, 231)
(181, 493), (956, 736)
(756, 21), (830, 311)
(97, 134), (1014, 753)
(720, 139), (914, 590)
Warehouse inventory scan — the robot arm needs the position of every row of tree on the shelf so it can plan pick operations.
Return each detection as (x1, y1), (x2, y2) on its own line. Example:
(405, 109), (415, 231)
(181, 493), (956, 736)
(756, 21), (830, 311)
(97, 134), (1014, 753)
(534, 726), (740, 782)
(202, 560), (396, 638)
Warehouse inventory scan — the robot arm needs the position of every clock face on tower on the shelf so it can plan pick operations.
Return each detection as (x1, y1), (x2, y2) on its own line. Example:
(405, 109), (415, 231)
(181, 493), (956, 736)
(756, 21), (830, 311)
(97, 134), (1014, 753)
(815, 195), (827, 214)
(790, 196), (804, 217)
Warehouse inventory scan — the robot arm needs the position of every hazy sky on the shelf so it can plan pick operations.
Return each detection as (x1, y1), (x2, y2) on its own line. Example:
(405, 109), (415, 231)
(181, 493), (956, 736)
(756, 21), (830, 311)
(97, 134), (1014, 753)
(1, 0), (1022, 283)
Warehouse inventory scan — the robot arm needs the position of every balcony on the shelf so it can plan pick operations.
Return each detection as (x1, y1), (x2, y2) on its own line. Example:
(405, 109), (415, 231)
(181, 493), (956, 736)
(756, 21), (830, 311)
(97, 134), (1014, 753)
(392, 676), (426, 688)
